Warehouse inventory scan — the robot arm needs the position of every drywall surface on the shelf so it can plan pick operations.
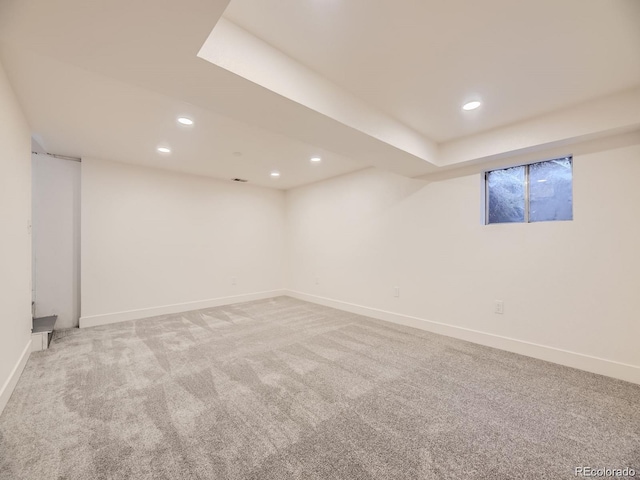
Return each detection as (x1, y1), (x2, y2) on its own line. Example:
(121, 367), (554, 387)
(81, 158), (285, 324)
(285, 137), (640, 381)
(32, 154), (81, 328)
(0, 60), (32, 413)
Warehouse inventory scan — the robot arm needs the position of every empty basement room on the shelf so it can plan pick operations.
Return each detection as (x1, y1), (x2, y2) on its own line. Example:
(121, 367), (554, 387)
(1, 0), (640, 479)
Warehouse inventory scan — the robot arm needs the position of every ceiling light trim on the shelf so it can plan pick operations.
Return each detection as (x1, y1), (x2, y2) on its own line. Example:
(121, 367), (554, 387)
(462, 101), (482, 111)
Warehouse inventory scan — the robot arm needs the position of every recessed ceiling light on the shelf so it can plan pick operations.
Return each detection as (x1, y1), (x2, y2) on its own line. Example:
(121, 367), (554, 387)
(177, 117), (194, 126)
(270, 171), (280, 178)
(462, 101), (482, 111)
(310, 157), (322, 163)
(157, 146), (171, 154)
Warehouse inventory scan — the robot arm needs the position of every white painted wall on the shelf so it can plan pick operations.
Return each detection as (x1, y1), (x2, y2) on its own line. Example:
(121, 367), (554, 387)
(80, 158), (286, 326)
(0, 60), (32, 414)
(32, 154), (81, 328)
(285, 133), (640, 383)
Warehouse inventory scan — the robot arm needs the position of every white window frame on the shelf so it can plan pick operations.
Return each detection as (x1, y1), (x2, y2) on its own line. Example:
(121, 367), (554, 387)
(483, 156), (573, 225)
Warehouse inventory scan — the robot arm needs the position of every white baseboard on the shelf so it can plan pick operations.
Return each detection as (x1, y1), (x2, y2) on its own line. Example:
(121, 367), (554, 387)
(0, 339), (31, 416)
(286, 290), (640, 385)
(79, 290), (287, 328)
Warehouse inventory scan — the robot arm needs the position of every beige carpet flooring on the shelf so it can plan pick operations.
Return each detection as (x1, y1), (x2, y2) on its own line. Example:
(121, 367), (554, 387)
(0, 296), (638, 479)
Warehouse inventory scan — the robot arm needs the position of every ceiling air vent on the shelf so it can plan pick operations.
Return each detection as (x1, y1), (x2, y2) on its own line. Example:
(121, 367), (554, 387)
(232, 178), (248, 183)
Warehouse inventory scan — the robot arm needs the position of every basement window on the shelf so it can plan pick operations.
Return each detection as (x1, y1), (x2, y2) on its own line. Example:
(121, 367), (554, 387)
(485, 157), (573, 224)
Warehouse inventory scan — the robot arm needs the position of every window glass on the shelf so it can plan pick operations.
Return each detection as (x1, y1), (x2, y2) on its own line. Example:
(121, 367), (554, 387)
(529, 158), (573, 222)
(487, 165), (526, 224)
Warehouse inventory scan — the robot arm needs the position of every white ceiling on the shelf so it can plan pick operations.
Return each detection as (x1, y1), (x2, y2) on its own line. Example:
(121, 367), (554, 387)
(0, 0), (639, 188)
(0, 47), (366, 189)
(224, 0), (640, 142)
(0, 0), (377, 188)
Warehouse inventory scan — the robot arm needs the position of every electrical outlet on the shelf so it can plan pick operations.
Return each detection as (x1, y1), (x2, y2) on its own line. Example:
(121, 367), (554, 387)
(231, 277), (237, 286)
(315, 276), (319, 285)
(394, 287), (400, 298)
(494, 300), (504, 314)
